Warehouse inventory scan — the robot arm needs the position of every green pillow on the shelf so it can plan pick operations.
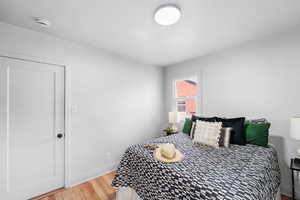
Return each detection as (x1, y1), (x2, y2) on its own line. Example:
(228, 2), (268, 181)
(182, 118), (193, 135)
(245, 122), (271, 147)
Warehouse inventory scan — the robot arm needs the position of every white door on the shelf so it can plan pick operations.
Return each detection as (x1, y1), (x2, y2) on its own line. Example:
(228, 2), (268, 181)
(0, 57), (65, 200)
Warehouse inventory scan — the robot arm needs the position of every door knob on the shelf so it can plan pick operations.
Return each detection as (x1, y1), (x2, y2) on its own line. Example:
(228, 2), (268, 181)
(57, 133), (64, 139)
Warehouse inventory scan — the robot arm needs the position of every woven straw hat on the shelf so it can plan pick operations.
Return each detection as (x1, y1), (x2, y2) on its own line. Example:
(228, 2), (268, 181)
(153, 143), (184, 163)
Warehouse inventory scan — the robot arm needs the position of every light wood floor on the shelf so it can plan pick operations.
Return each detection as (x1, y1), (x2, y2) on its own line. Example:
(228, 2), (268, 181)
(33, 171), (291, 200)
(32, 171), (116, 200)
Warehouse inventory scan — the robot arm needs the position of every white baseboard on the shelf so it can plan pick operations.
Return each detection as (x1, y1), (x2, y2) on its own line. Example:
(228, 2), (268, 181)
(67, 162), (119, 187)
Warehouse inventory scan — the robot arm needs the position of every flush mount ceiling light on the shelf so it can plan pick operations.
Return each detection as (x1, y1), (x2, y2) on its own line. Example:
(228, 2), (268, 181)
(35, 18), (51, 28)
(154, 5), (181, 26)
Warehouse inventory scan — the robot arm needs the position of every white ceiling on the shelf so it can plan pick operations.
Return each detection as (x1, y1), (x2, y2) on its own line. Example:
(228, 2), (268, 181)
(0, 0), (300, 66)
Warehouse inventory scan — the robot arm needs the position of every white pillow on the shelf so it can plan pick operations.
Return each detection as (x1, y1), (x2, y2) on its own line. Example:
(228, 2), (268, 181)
(193, 120), (222, 148)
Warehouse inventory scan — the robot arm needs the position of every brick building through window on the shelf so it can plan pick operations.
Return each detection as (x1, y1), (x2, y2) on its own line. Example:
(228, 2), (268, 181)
(175, 78), (197, 115)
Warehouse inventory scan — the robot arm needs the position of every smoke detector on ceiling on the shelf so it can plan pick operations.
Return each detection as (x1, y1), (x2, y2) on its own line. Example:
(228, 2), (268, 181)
(35, 18), (51, 28)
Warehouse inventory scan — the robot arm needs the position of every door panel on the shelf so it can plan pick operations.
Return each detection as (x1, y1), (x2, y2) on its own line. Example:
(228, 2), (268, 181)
(0, 57), (65, 199)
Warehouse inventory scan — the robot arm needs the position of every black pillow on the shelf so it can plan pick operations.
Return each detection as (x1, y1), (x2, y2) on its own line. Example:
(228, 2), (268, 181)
(191, 115), (216, 122)
(215, 117), (246, 145)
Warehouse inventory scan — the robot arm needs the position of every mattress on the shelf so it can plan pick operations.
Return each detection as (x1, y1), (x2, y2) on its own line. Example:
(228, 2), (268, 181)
(112, 133), (281, 200)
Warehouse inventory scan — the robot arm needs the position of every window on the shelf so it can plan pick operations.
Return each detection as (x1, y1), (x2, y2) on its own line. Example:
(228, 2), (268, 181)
(173, 76), (198, 120)
(177, 100), (186, 112)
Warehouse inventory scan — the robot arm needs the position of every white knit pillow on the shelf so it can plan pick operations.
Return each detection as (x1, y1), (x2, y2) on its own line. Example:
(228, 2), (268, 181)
(193, 120), (222, 148)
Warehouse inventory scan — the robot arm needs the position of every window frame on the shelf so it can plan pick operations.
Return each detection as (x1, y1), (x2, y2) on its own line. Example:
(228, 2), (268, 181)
(176, 100), (187, 112)
(171, 72), (202, 119)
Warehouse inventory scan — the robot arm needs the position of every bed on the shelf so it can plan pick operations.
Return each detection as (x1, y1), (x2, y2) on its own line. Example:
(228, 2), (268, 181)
(112, 133), (281, 200)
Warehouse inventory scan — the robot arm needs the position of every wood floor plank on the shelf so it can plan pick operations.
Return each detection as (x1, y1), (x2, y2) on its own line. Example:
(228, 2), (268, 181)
(102, 173), (115, 187)
(53, 192), (64, 200)
(32, 170), (292, 200)
(33, 188), (65, 200)
(90, 179), (111, 200)
(97, 176), (116, 194)
(70, 186), (86, 200)
(61, 190), (74, 200)
(80, 182), (101, 200)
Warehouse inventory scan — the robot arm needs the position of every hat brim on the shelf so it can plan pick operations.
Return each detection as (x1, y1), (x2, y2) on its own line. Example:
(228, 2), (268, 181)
(153, 148), (184, 163)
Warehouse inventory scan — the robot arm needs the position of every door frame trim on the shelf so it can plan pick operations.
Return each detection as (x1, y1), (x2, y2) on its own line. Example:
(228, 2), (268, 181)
(0, 50), (72, 188)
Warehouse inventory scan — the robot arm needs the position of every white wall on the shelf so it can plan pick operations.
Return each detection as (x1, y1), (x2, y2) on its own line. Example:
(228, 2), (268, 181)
(0, 22), (164, 186)
(164, 27), (300, 197)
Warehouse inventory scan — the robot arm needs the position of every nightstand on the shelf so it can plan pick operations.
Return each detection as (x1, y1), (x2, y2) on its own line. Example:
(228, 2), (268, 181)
(291, 159), (300, 200)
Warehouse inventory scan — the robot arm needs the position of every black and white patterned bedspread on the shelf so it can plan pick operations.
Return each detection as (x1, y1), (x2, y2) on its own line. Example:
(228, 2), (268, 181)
(112, 133), (280, 200)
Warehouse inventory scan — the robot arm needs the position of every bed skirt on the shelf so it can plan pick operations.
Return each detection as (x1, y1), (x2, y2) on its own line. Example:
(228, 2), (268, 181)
(116, 187), (282, 200)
